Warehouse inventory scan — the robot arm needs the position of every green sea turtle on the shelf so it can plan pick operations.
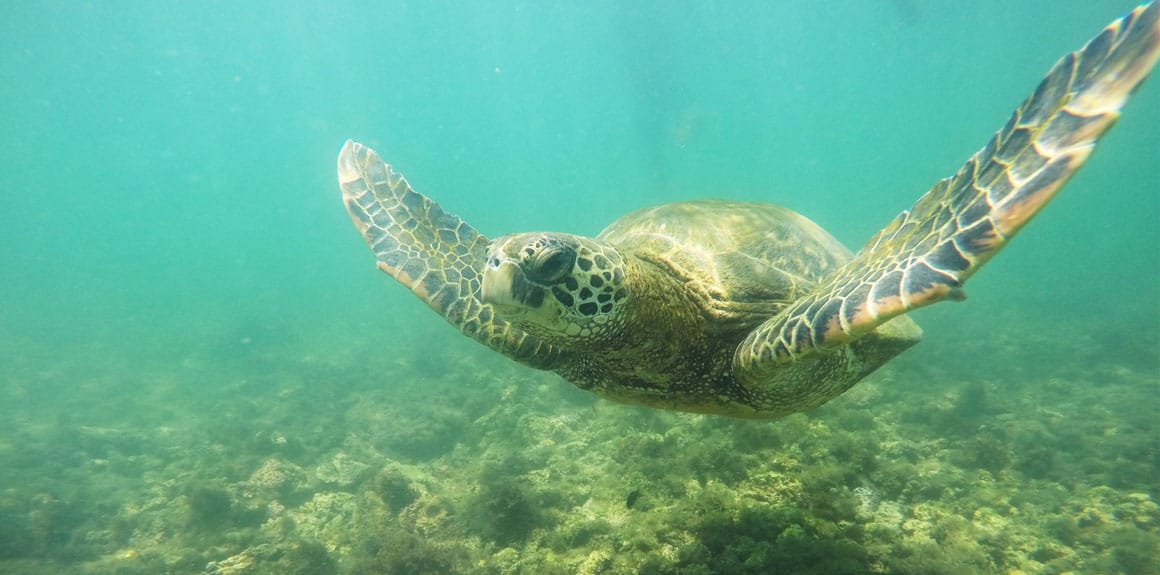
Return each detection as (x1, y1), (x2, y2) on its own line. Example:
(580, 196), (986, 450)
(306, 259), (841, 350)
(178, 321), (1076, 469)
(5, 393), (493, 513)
(338, 4), (1159, 418)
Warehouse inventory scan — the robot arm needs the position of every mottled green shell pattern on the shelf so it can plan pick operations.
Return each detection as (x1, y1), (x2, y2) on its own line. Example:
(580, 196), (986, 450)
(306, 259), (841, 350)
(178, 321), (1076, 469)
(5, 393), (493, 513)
(599, 201), (851, 307)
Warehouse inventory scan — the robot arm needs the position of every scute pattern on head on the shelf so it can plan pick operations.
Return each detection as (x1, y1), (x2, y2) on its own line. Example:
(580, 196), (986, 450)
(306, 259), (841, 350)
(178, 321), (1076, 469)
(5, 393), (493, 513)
(483, 232), (629, 341)
(567, 243), (626, 318)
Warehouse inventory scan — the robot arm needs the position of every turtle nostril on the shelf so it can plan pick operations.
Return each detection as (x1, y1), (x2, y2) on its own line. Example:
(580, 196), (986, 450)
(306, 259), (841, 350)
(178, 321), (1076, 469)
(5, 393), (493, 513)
(481, 262), (517, 306)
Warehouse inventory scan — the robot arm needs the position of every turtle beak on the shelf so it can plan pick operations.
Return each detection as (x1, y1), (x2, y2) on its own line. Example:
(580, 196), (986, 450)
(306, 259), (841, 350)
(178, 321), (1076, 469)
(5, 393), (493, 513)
(481, 261), (521, 308)
(482, 259), (547, 314)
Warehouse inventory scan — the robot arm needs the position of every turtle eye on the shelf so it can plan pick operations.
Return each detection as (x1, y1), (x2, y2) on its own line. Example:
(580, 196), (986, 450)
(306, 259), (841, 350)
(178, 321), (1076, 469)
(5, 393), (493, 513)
(527, 249), (575, 284)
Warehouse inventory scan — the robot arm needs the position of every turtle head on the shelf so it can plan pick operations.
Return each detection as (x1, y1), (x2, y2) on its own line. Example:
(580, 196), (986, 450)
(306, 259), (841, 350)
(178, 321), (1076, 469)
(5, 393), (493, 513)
(481, 232), (627, 339)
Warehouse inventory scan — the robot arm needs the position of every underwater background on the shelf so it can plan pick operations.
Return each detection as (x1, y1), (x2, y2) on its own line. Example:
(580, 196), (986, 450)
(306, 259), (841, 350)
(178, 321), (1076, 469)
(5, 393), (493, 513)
(1, 1), (1157, 573)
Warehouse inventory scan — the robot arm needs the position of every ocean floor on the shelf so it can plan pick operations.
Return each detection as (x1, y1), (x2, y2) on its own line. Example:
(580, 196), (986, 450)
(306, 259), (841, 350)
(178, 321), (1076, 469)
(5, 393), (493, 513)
(1, 310), (1157, 575)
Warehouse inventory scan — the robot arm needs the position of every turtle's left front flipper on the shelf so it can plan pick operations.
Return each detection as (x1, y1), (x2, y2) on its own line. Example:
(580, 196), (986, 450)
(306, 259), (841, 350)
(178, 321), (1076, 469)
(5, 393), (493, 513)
(736, 2), (1159, 383)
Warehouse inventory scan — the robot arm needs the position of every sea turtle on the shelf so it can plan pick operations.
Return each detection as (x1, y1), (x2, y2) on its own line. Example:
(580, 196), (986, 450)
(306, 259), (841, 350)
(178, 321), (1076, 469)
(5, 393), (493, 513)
(337, 3), (1159, 418)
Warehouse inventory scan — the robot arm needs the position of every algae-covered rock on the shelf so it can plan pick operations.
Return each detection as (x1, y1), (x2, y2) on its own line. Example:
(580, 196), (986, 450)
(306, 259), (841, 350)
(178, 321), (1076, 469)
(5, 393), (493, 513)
(370, 465), (421, 514)
(345, 528), (466, 575)
(242, 458), (307, 502)
(286, 492), (357, 553)
(467, 477), (547, 546)
(183, 482), (235, 531)
(315, 452), (370, 488)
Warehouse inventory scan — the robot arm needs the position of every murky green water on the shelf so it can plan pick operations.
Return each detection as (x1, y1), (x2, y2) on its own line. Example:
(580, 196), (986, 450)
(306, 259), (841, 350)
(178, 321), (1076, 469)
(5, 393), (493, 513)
(1, 1), (1157, 573)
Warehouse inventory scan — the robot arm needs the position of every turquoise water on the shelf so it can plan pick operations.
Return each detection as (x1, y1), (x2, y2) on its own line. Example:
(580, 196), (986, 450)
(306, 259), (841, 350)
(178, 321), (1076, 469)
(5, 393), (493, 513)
(1, 1), (1157, 573)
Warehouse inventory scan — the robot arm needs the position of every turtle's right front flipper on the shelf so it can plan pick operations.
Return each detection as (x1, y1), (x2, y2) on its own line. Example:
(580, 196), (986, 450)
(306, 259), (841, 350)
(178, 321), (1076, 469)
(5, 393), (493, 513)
(736, 2), (1159, 383)
(338, 140), (562, 368)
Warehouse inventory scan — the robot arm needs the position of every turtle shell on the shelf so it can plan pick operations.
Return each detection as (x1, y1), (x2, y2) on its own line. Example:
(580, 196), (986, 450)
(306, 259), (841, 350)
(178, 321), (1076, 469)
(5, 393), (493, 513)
(597, 199), (852, 327)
